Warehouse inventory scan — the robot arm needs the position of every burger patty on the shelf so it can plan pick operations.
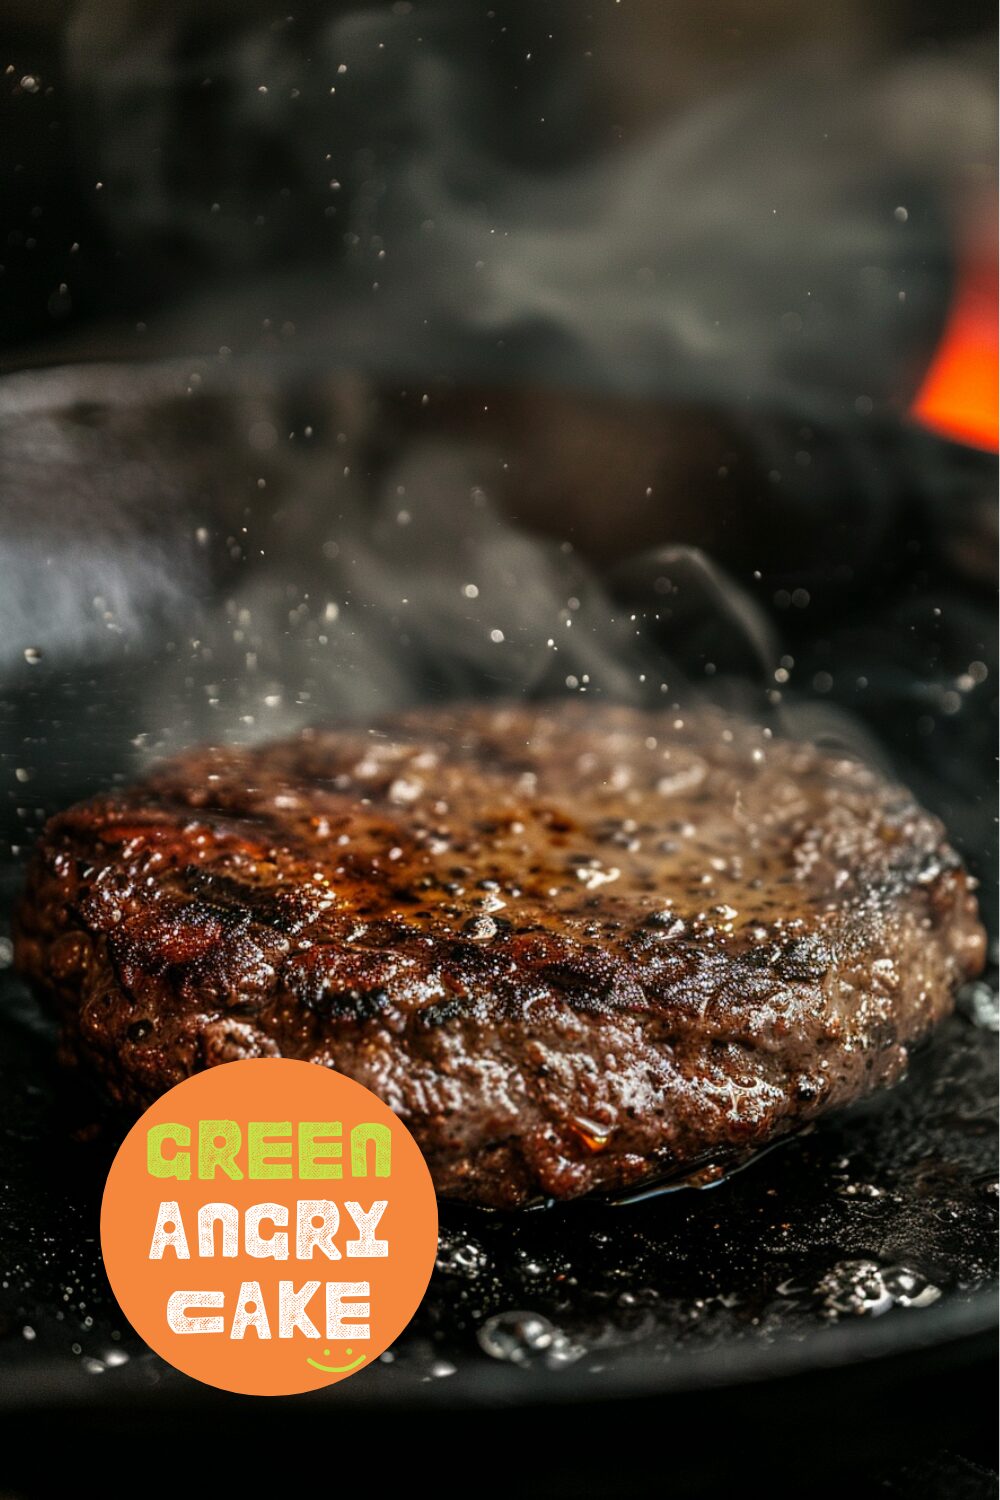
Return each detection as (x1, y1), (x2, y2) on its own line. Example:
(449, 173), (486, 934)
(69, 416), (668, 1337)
(13, 702), (986, 1208)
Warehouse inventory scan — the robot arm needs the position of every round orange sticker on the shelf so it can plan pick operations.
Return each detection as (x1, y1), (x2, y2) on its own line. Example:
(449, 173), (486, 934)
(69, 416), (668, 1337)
(100, 1059), (438, 1396)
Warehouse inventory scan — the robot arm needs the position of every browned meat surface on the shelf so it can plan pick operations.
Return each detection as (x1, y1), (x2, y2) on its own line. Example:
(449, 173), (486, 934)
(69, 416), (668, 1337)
(13, 702), (986, 1207)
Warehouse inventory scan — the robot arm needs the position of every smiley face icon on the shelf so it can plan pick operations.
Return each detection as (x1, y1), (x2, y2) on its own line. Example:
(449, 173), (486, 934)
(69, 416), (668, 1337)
(305, 1346), (367, 1374)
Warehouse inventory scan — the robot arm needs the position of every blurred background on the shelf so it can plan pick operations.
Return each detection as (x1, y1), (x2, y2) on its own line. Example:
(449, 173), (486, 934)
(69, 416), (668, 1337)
(2, 0), (997, 389)
(1, 0), (996, 894)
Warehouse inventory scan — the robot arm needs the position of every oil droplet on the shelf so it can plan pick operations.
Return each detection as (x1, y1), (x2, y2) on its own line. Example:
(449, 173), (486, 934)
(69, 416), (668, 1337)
(881, 1265), (941, 1309)
(461, 915), (497, 942)
(816, 1260), (893, 1318)
(435, 1234), (487, 1279)
(816, 1259), (941, 1318)
(477, 1311), (556, 1363)
(568, 1116), (612, 1153)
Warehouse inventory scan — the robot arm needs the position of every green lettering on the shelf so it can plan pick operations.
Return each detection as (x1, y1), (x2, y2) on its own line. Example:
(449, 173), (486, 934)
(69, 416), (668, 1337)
(147, 1122), (190, 1179)
(247, 1121), (292, 1179)
(298, 1122), (343, 1179)
(350, 1122), (391, 1178)
(198, 1119), (243, 1180)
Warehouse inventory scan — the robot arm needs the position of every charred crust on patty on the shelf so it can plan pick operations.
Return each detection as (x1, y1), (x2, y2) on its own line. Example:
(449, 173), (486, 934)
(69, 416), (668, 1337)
(14, 701), (986, 1207)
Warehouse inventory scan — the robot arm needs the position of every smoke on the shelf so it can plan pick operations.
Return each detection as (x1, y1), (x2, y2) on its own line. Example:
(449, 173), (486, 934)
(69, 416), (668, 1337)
(0, 364), (841, 759)
(148, 427), (668, 751)
(0, 6), (994, 905)
(61, 3), (993, 414)
(0, 353), (994, 931)
(0, 365), (217, 667)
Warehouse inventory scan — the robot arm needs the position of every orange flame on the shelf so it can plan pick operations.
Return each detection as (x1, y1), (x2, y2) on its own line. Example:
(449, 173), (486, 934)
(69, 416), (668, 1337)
(911, 189), (998, 452)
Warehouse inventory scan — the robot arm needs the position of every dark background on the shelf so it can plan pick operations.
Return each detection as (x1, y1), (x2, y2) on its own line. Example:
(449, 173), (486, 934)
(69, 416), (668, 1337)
(1, 0), (993, 361)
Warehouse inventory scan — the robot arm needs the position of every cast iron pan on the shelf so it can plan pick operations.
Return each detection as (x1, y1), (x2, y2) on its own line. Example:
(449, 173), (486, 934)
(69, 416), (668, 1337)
(0, 365), (995, 1494)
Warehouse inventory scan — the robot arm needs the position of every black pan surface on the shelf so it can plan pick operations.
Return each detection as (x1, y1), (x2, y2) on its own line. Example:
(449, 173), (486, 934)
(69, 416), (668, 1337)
(0, 849), (995, 1403)
(0, 363), (996, 1492)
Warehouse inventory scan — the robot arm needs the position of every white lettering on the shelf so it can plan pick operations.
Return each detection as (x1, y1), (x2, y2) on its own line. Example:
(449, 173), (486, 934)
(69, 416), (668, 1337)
(296, 1200), (342, 1260)
(326, 1281), (370, 1340)
(246, 1202), (289, 1259)
(149, 1201), (190, 1260)
(230, 1281), (271, 1340)
(166, 1290), (223, 1333)
(344, 1200), (388, 1257)
(197, 1202), (238, 1258)
(277, 1280), (322, 1338)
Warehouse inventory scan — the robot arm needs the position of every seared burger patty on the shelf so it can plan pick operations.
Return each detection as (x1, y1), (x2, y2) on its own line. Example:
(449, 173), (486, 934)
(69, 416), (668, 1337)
(14, 702), (985, 1207)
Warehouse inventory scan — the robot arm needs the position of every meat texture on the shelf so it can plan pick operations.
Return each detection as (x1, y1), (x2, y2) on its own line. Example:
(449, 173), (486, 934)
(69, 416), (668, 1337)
(14, 702), (986, 1207)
